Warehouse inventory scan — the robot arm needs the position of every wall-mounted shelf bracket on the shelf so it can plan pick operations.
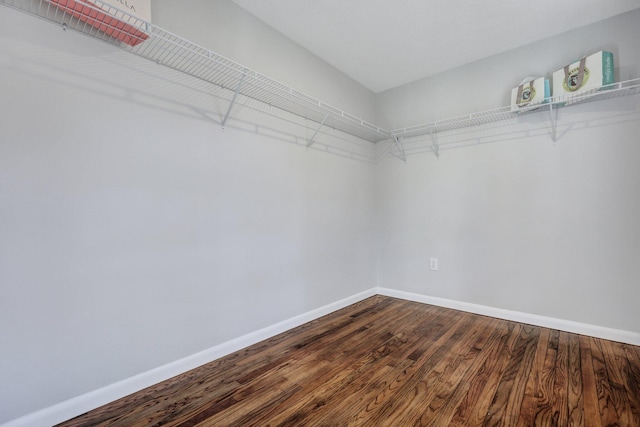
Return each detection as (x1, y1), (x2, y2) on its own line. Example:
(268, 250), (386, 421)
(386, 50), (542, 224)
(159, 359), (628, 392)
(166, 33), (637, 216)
(0, 0), (391, 143)
(549, 103), (559, 144)
(388, 78), (640, 161)
(390, 135), (407, 162)
(307, 113), (330, 147)
(431, 130), (440, 158)
(221, 72), (247, 128)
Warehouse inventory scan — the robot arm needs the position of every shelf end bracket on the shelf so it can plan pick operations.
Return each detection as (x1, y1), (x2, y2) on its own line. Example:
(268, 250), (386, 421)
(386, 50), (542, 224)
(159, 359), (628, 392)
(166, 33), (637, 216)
(431, 130), (440, 158)
(549, 103), (559, 144)
(222, 72), (247, 128)
(307, 113), (330, 147)
(391, 135), (407, 163)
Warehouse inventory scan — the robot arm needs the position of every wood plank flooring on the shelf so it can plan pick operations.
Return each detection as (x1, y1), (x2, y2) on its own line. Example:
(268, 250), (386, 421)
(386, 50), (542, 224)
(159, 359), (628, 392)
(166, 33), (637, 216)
(57, 296), (640, 426)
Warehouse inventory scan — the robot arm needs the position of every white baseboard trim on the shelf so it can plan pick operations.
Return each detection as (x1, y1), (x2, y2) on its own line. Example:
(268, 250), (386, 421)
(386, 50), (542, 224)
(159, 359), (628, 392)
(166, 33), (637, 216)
(1, 288), (377, 427)
(376, 287), (640, 346)
(6, 286), (638, 427)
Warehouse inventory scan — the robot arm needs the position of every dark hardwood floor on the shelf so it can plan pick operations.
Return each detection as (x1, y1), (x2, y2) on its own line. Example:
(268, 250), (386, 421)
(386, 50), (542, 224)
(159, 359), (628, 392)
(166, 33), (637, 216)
(57, 296), (640, 426)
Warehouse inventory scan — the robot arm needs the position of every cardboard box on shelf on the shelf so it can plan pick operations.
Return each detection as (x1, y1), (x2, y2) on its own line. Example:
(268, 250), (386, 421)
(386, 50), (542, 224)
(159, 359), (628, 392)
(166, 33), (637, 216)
(510, 77), (550, 112)
(552, 51), (614, 105)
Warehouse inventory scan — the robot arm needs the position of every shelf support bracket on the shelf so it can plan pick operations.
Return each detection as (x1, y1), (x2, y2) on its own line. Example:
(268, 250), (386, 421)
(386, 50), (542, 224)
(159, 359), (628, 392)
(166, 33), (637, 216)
(222, 72), (247, 128)
(391, 135), (407, 162)
(549, 103), (559, 144)
(307, 113), (330, 147)
(431, 130), (440, 158)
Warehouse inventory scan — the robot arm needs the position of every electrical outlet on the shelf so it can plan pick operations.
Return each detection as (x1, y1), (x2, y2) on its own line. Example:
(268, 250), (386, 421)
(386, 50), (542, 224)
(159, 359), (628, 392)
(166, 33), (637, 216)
(430, 258), (439, 271)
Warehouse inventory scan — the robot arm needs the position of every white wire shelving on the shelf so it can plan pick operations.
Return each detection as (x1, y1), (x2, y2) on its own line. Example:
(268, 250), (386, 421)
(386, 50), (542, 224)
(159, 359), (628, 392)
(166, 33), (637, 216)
(0, 0), (390, 143)
(3, 0), (640, 157)
(391, 78), (640, 142)
(386, 78), (640, 161)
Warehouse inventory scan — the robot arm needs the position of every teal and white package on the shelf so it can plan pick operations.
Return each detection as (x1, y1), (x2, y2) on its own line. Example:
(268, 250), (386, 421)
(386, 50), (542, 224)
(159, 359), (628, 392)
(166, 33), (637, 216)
(552, 51), (614, 104)
(510, 77), (550, 111)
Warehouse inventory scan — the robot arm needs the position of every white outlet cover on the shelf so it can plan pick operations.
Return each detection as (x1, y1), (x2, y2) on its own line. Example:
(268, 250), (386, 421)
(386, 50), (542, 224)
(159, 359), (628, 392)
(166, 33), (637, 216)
(430, 258), (438, 271)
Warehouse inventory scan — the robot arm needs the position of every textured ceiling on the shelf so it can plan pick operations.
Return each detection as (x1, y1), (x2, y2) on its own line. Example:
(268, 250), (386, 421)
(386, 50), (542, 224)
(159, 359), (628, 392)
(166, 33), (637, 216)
(232, 0), (640, 93)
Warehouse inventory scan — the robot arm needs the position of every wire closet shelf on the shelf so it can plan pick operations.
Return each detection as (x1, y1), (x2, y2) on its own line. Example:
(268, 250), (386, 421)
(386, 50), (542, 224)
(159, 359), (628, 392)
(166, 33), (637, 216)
(0, 0), (390, 143)
(391, 78), (640, 140)
(3, 0), (640, 147)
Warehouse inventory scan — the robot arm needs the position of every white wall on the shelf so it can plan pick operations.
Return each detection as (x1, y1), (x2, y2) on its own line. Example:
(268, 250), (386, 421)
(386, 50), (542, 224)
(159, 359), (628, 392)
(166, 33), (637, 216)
(376, 9), (640, 129)
(2, 3), (640, 425)
(0, 5), (376, 424)
(152, 0), (378, 124)
(376, 9), (640, 333)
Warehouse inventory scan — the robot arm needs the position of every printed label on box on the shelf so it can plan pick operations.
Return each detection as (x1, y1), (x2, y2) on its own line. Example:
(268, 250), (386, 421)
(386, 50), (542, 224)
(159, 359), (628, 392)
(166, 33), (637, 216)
(510, 77), (550, 112)
(552, 51), (614, 104)
(101, 0), (151, 23)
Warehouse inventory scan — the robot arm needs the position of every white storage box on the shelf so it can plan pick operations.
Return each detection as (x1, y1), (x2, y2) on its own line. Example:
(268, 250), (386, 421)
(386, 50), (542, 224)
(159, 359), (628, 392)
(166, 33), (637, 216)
(510, 77), (550, 111)
(552, 51), (614, 104)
